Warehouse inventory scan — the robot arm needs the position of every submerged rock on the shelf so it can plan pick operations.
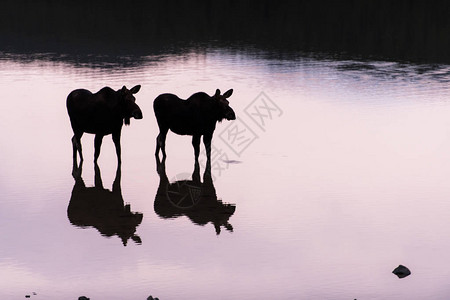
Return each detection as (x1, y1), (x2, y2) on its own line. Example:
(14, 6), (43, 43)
(78, 297), (90, 300)
(392, 265), (411, 278)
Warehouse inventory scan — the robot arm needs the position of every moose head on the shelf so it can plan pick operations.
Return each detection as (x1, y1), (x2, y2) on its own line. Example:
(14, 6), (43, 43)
(121, 85), (142, 125)
(213, 89), (236, 122)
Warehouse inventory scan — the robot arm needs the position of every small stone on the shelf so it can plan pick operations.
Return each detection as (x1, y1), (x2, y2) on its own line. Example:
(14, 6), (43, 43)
(78, 297), (90, 300)
(392, 265), (411, 278)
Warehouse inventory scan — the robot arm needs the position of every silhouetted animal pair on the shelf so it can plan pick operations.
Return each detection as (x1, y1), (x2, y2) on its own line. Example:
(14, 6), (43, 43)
(67, 86), (235, 164)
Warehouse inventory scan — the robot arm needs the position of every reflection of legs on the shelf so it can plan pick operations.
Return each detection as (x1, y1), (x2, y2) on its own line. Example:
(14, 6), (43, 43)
(112, 163), (122, 193)
(192, 135), (201, 162)
(94, 161), (104, 189)
(155, 128), (168, 158)
(94, 134), (104, 163)
(192, 160), (201, 183)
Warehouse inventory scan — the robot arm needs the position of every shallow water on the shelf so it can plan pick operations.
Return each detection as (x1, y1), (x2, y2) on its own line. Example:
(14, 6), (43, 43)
(1, 49), (450, 299)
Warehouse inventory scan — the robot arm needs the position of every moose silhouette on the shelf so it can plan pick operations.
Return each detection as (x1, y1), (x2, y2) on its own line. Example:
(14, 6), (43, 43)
(154, 157), (235, 234)
(153, 89), (236, 164)
(68, 161), (143, 246)
(67, 85), (142, 164)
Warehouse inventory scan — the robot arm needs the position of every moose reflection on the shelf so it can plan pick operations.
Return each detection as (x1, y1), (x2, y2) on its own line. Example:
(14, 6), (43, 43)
(153, 89), (236, 163)
(154, 157), (235, 234)
(67, 85), (142, 164)
(68, 162), (143, 246)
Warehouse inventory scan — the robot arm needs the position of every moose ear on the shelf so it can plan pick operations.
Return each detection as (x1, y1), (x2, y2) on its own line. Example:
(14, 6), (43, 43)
(130, 85), (141, 94)
(214, 89), (221, 97)
(121, 86), (127, 92)
(223, 89), (233, 98)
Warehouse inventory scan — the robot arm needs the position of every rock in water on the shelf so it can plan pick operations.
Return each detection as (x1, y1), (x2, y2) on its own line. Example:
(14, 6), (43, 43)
(392, 265), (411, 278)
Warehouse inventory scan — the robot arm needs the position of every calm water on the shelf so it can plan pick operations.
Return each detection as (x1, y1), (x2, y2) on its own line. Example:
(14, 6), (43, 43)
(1, 49), (450, 300)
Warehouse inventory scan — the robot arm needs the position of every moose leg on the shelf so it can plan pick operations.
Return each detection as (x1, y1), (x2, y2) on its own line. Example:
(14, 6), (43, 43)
(203, 133), (213, 168)
(94, 134), (104, 163)
(71, 136), (78, 163)
(155, 135), (161, 157)
(93, 161), (104, 189)
(155, 128), (168, 158)
(71, 134), (83, 178)
(192, 135), (201, 162)
(72, 131), (84, 163)
(112, 130), (122, 165)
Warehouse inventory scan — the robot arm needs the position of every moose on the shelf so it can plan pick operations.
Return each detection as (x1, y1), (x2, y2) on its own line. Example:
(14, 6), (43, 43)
(67, 85), (142, 165)
(153, 89), (236, 163)
(68, 161), (143, 246)
(154, 157), (235, 234)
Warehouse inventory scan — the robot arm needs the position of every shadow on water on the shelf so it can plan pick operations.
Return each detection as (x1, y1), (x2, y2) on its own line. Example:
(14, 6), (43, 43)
(68, 161), (143, 246)
(154, 157), (235, 235)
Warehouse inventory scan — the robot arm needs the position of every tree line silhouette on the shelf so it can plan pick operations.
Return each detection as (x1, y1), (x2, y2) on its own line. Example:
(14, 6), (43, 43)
(0, 0), (449, 62)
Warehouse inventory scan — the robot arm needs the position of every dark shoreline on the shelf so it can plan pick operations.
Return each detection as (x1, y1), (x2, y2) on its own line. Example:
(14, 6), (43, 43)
(1, 0), (449, 64)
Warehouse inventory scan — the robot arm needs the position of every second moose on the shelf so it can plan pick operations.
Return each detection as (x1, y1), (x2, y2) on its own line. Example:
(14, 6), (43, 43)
(153, 89), (236, 163)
